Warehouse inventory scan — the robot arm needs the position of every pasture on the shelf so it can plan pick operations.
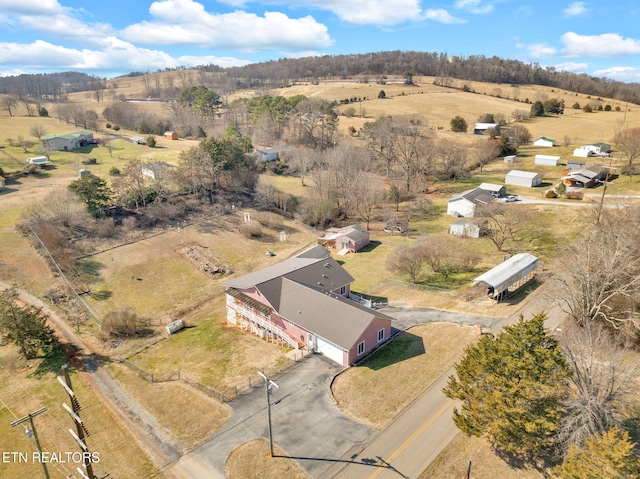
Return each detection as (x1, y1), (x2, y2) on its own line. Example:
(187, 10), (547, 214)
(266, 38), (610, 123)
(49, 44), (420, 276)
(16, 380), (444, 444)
(1, 70), (640, 478)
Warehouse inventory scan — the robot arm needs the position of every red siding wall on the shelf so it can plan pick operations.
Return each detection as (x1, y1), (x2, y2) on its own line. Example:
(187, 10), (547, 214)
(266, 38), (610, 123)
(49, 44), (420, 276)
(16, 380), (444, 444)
(347, 317), (392, 365)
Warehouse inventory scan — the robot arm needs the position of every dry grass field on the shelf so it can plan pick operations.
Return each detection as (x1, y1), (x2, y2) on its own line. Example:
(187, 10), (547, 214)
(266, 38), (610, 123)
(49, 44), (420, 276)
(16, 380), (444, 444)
(225, 438), (310, 479)
(332, 323), (479, 430)
(2, 70), (640, 478)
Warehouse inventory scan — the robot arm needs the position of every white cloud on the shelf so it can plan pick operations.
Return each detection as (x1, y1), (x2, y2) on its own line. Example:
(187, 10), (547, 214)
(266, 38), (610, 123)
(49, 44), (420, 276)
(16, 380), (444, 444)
(593, 66), (640, 82)
(563, 2), (588, 17)
(561, 32), (640, 56)
(177, 55), (252, 68)
(18, 14), (113, 45)
(122, 1), (332, 51)
(0, 39), (249, 73)
(423, 9), (466, 23)
(553, 61), (588, 73)
(454, 0), (494, 14)
(0, 0), (64, 15)
(528, 43), (557, 58)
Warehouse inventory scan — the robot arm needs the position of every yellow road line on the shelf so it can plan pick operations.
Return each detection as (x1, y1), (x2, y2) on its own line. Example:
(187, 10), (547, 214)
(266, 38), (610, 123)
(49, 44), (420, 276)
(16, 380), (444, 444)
(367, 398), (454, 479)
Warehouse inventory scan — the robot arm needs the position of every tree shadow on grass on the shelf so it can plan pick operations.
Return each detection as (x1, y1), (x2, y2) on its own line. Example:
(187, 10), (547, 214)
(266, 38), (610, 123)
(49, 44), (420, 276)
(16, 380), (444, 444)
(89, 289), (112, 300)
(357, 331), (425, 370)
(493, 446), (559, 475)
(75, 258), (105, 282)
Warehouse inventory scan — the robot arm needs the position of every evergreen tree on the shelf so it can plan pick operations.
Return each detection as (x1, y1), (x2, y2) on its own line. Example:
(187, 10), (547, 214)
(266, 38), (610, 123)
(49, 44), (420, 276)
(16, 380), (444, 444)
(530, 100), (545, 117)
(0, 289), (58, 360)
(443, 314), (571, 454)
(554, 429), (640, 479)
(68, 174), (112, 216)
(450, 115), (468, 132)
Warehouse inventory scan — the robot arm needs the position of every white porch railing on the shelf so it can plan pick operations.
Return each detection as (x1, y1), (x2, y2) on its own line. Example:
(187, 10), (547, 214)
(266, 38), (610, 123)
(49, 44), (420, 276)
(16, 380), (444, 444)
(226, 297), (299, 349)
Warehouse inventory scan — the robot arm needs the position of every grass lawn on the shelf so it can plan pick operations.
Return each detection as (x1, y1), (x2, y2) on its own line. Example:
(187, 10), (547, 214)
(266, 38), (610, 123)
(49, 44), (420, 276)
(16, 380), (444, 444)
(225, 439), (310, 479)
(107, 362), (232, 450)
(331, 323), (479, 430)
(0, 346), (165, 479)
(419, 433), (547, 479)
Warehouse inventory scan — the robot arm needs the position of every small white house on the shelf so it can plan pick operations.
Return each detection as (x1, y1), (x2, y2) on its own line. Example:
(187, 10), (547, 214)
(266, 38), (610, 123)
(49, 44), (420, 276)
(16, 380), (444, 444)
(534, 137), (555, 148)
(26, 156), (48, 167)
(449, 219), (481, 238)
(504, 155), (516, 163)
(534, 154), (561, 166)
(505, 170), (543, 188)
(447, 188), (494, 217)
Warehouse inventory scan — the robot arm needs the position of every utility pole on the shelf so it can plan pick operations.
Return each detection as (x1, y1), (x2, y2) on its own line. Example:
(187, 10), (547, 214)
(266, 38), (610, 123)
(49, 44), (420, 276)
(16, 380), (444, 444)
(257, 370), (280, 457)
(58, 364), (95, 479)
(10, 406), (50, 479)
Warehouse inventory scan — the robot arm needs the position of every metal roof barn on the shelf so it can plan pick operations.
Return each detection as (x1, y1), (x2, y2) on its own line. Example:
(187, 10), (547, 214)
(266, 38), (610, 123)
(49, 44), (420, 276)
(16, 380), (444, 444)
(472, 253), (539, 300)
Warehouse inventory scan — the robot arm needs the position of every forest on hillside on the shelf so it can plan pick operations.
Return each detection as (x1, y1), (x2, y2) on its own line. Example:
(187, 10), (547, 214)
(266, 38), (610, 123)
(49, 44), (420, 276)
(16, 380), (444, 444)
(2, 51), (640, 105)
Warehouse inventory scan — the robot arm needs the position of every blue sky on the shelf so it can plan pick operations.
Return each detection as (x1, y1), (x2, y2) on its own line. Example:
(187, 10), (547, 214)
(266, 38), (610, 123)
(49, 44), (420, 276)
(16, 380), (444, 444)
(1, 0), (640, 82)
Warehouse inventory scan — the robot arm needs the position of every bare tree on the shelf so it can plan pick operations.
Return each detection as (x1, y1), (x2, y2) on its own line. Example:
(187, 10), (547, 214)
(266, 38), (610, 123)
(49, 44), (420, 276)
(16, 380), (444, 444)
(558, 205), (640, 335)
(386, 243), (426, 283)
(557, 320), (639, 453)
(1, 96), (17, 116)
(354, 172), (383, 230)
(363, 116), (397, 177)
(287, 146), (316, 186)
(509, 124), (532, 148)
(475, 203), (532, 252)
(613, 126), (640, 179)
(470, 138), (500, 172)
(419, 235), (480, 281)
(30, 125), (47, 141)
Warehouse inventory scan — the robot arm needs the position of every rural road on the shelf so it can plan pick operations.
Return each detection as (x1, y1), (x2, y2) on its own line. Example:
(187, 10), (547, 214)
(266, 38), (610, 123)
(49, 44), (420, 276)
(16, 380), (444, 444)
(320, 277), (566, 479)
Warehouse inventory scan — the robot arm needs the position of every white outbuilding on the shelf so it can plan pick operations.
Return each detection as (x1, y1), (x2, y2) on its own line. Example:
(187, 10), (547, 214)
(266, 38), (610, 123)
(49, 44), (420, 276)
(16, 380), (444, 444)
(447, 188), (494, 217)
(533, 137), (555, 147)
(505, 170), (543, 187)
(534, 154), (561, 166)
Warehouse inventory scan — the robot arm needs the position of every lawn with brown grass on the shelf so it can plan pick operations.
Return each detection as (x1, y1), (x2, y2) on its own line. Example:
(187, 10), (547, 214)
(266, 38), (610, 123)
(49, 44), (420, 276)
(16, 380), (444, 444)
(331, 323), (479, 430)
(225, 438), (310, 479)
(0, 346), (166, 479)
(107, 362), (232, 450)
(418, 432), (548, 479)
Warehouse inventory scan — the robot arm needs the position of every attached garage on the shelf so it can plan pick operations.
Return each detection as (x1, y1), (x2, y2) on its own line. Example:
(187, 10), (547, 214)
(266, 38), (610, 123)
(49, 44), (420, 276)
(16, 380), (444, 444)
(315, 336), (345, 365)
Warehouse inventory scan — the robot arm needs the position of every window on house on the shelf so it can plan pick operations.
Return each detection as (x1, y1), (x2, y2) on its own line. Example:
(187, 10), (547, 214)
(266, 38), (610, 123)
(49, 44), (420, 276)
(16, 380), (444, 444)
(340, 285), (346, 295)
(378, 329), (385, 342)
(357, 341), (365, 355)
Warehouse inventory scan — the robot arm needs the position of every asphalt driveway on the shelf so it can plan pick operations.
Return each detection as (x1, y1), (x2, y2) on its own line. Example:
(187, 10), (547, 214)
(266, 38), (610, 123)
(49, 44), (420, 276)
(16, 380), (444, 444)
(171, 354), (375, 478)
(379, 305), (498, 332)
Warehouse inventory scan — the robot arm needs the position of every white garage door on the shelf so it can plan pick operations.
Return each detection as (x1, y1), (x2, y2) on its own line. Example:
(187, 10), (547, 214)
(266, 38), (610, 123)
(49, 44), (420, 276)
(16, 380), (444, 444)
(316, 336), (344, 365)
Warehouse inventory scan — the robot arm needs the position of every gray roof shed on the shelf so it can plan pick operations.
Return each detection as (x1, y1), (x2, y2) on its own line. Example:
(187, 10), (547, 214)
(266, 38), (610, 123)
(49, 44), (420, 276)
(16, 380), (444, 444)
(472, 253), (539, 296)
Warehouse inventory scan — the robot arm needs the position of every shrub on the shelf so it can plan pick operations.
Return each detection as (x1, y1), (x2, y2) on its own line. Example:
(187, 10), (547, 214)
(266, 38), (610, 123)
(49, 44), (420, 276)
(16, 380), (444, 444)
(38, 107), (48, 117)
(565, 190), (584, 200)
(556, 181), (567, 195)
(105, 123), (112, 129)
(545, 189), (558, 198)
(582, 104), (593, 113)
(113, 125), (120, 131)
(146, 136), (156, 147)
(239, 220), (265, 239)
(109, 166), (120, 176)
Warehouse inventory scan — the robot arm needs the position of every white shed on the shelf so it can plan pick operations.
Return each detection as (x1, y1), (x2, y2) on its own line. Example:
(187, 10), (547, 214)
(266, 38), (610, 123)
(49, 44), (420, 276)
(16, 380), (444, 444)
(505, 170), (543, 187)
(449, 220), (481, 238)
(534, 137), (555, 147)
(504, 155), (516, 163)
(534, 154), (561, 166)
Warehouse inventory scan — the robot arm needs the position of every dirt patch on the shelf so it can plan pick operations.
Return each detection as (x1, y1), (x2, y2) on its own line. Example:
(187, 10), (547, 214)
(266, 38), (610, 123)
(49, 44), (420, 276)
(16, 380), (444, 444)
(178, 242), (231, 278)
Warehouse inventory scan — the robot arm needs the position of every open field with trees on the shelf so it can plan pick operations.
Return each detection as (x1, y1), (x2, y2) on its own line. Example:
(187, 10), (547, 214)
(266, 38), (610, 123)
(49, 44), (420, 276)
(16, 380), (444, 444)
(2, 59), (640, 478)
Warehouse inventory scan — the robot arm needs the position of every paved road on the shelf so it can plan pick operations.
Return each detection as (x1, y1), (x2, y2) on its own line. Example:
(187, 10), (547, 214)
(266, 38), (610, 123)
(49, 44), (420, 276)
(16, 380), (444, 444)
(170, 354), (375, 479)
(320, 277), (566, 479)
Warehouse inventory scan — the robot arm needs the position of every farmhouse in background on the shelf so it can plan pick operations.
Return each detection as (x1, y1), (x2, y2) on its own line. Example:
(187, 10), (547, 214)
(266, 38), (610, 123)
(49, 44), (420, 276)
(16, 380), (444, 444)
(505, 170), (543, 187)
(255, 146), (288, 162)
(222, 245), (392, 367)
(447, 188), (494, 217)
(561, 164), (610, 188)
(533, 137), (555, 148)
(534, 154), (561, 166)
(573, 143), (611, 158)
(473, 123), (500, 135)
(42, 131), (93, 151)
(317, 224), (370, 254)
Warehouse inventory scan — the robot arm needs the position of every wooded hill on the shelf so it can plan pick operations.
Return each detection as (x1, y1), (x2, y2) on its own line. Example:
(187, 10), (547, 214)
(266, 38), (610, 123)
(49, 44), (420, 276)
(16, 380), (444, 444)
(2, 50), (640, 105)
